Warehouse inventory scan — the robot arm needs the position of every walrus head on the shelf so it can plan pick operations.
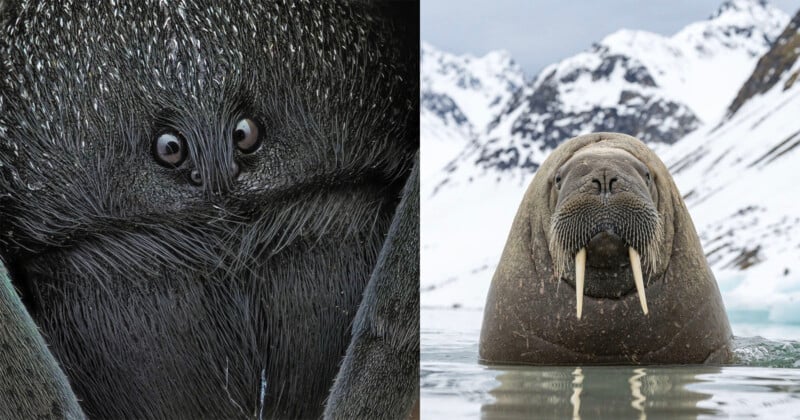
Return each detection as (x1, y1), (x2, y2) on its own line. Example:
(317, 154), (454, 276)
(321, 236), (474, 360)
(548, 145), (663, 319)
(481, 132), (732, 365)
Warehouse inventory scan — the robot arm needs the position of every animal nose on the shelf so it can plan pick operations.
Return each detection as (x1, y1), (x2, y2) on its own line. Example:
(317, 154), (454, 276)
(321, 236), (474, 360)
(189, 161), (241, 188)
(591, 170), (618, 195)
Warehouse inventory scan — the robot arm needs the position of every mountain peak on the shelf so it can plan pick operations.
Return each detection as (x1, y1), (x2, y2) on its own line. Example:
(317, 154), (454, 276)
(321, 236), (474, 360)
(728, 9), (800, 116)
(421, 42), (518, 73)
(710, 0), (770, 20)
(704, 0), (787, 32)
(425, 0), (790, 182)
(421, 42), (524, 131)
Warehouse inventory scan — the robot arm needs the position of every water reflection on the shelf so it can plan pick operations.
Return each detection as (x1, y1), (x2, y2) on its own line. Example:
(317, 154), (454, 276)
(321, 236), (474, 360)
(570, 367), (582, 419)
(482, 366), (721, 419)
(420, 309), (800, 419)
(628, 367), (646, 419)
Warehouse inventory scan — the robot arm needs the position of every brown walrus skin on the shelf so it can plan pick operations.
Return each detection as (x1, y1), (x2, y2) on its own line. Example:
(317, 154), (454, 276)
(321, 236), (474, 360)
(479, 132), (733, 365)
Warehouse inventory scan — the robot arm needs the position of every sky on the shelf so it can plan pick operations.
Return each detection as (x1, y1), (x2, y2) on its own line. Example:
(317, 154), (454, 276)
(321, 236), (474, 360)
(421, 0), (799, 77)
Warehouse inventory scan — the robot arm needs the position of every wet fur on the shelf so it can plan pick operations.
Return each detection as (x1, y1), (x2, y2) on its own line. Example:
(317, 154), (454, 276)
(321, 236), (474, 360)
(0, 1), (418, 418)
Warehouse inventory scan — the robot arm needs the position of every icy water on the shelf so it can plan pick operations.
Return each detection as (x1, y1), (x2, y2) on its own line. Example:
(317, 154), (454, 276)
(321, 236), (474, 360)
(421, 308), (800, 419)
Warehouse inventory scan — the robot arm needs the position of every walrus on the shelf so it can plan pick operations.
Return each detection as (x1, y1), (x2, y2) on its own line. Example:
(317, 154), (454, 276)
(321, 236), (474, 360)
(0, 1), (418, 418)
(479, 132), (732, 364)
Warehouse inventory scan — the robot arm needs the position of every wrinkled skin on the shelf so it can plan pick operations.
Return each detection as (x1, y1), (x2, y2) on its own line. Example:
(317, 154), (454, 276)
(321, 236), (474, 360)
(0, 1), (418, 418)
(480, 132), (732, 365)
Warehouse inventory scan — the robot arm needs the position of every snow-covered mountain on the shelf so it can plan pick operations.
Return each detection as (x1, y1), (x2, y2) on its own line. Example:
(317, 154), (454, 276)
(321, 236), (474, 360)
(421, 0), (800, 324)
(435, 0), (788, 189)
(420, 43), (524, 182)
(661, 9), (800, 322)
(421, 42), (524, 131)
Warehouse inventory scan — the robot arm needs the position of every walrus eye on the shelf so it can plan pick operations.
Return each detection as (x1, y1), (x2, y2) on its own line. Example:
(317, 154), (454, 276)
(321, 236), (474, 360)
(233, 118), (261, 153)
(153, 132), (188, 168)
(645, 172), (651, 182)
(555, 175), (562, 188)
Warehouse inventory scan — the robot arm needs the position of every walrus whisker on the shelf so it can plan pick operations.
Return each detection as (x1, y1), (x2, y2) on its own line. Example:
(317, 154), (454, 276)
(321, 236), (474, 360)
(629, 247), (649, 315)
(575, 247), (586, 319)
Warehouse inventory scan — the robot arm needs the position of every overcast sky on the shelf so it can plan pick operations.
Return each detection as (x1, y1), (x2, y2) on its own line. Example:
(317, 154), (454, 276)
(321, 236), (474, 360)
(421, 0), (799, 77)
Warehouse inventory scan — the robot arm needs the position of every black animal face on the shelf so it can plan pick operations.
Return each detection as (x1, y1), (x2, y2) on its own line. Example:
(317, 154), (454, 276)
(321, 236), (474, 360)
(0, 1), (416, 418)
(1, 1), (414, 254)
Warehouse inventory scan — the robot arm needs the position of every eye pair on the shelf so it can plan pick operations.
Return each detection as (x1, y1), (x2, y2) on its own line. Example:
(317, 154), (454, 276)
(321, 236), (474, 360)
(153, 118), (262, 168)
(554, 172), (650, 184)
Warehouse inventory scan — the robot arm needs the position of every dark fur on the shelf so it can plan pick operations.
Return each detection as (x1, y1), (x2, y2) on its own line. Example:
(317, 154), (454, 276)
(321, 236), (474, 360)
(324, 153), (419, 419)
(0, 1), (418, 418)
(0, 265), (83, 419)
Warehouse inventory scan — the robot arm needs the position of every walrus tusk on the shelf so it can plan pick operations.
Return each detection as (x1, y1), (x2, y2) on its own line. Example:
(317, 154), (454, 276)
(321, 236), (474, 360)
(575, 248), (586, 319)
(628, 247), (649, 315)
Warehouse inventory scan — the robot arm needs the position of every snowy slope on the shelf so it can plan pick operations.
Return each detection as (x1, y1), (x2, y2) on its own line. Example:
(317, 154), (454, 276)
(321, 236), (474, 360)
(421, 42), (524, 131)
(661, 9), (800, 323)
(437, 0), (788, 187)
(420, 43), (524, 192)
(421, 1), (800, 319)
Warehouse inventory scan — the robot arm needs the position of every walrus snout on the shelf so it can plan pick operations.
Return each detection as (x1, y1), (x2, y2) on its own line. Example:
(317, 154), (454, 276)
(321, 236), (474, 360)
(589, 169), (619, 197)
(559, 229), (649, 318)
(549, 147), (662, 319)
(549, 196), (663, 279)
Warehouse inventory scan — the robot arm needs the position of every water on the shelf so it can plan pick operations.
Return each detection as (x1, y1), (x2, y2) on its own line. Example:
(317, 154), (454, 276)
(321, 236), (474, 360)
(421, 308), (800, 419)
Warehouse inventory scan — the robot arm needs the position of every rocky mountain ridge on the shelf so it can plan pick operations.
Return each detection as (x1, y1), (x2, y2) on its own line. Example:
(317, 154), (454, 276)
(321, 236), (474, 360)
(424, 0), (789, 190)
(421, 1), (800, 320)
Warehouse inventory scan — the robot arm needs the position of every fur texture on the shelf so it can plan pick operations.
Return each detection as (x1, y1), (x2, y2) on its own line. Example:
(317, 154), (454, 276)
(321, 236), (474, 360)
(324, 153), (420, 419)
(0, 0), (418, 418)
(0, 265), (84, 419)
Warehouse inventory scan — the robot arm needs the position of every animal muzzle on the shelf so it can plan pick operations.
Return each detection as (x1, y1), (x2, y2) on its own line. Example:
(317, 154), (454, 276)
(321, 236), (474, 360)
(550, 202), (662, 320)
(574, 246), (648, 320)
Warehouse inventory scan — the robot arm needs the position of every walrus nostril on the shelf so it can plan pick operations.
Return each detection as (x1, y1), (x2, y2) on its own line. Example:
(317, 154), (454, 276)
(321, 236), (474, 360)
(591, 173), (619, 194)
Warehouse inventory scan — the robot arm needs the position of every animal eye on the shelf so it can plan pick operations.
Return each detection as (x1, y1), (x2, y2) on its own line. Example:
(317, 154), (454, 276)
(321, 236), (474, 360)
(555, 175), (562, 183)
(153, 132), (188, 167)
(646, 172), (651, 180)
(189, 169), (202, 185)
(233, 118), (261, 153)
